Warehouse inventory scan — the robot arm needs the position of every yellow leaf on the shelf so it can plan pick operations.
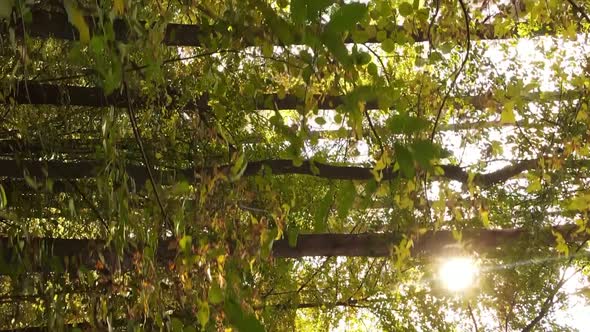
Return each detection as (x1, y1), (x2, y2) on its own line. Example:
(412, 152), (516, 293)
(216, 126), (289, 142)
(374, 157), (386, 171)
(575, 287), (590, 300)
(552, 230), (569, 256)
(376, 184), (388, 197)
(452, 229), (462, 242)
(370, 168), (382, 182)
(64, 1), (90, 43)
(575, 218), (586, 234)
(526, 176), (542, 193)
(406, 180), (416, 193)
(114, 0), (125, 15)
(433, 166), (444, 175)
(567, 193), (590, 211)
(405, 238), (413, 250)
(480, 208), (489, 228)
(467, 171), (476, 184)
(565, 23), (577, 41)
(500, 101), (516, 124)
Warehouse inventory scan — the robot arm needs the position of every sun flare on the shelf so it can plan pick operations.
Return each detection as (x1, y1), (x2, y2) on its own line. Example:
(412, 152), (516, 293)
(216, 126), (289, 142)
(439, 257), (479, 292)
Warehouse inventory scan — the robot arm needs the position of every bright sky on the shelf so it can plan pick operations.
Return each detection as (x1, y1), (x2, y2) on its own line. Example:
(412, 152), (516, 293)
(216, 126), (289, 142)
(327, 34), (590, 331)
(425, 35), (590, 331)
(177, 20), (590, 332)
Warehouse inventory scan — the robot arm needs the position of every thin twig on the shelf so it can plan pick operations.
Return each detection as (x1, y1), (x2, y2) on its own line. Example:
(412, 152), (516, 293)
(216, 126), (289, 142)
(566, 0), (590, 24)
(66, 179), (109, 232)
(362, 44), (391, 85)
(364, 110), (384, 157)
(427, 0), (441, 54)
(520, 268), (578, 332)
(17, 5), (31, 105)
(429, 0), (471, 142)
(346, 258), (383, 303)
(521, 235), (590, 331)
(261, 257), (332, 299)
(297, 257), (331, 294)
(467, 301), (479, 332)
(123, 81), (171, 231)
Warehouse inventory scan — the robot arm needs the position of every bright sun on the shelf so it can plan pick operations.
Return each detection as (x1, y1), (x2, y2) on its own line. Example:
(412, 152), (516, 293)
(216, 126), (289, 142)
(439, 257), (479, 292)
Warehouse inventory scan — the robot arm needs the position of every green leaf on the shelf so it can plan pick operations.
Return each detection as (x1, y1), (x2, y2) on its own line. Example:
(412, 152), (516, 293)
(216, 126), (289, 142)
(291, 0), (306, 24)
(314, 188), (334, 232)
(0, 184), (6, 209)
(179, 235), (192, 252)
(197, 301), (210, 328)
(256, 1), (294, 45)
(224, 297), (265, 332)
(170, 318), (184, 332)
(209, 282), (224, 304)
(325, 3), (368, 35)
(355, 51), (371, 65)
(307, 0), (334, 20)
(230, 152), (248, 181)
(68, 198), (76, 217)
(337, 181), (356, 219)
(0, 0), (14, 18)
(302, 65), (313, 83)
(361, 180), (378, 208)
(387, 114), (429, 134)
(368, 63), (378, 76)
(398, 2), (413, 16)
(171, 181), (191, 195)
(287, 225), (299, 247)
(322, 29), (351, 66)
(395, 144), (415, 177)
(381, 38), (396, 53)
(429, 51), (444, 62)
(352, 29), (369, 43)
(315, 116), (326, 125)
(410, 140), (439, 169)
(24, 173), (39, 190)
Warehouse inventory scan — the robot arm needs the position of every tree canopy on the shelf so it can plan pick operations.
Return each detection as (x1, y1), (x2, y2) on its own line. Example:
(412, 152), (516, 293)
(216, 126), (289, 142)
(1, 0), (590, 331)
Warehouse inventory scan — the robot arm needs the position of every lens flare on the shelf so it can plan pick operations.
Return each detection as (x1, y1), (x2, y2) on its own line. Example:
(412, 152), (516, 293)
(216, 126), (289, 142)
(439, 257), (478, 292)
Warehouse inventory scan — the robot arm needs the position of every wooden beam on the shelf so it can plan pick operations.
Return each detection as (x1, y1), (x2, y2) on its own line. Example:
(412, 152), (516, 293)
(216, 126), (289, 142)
(0, 9), (561, 47)
(0, 225), (579, 276)
(0, 157), (565, 187)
